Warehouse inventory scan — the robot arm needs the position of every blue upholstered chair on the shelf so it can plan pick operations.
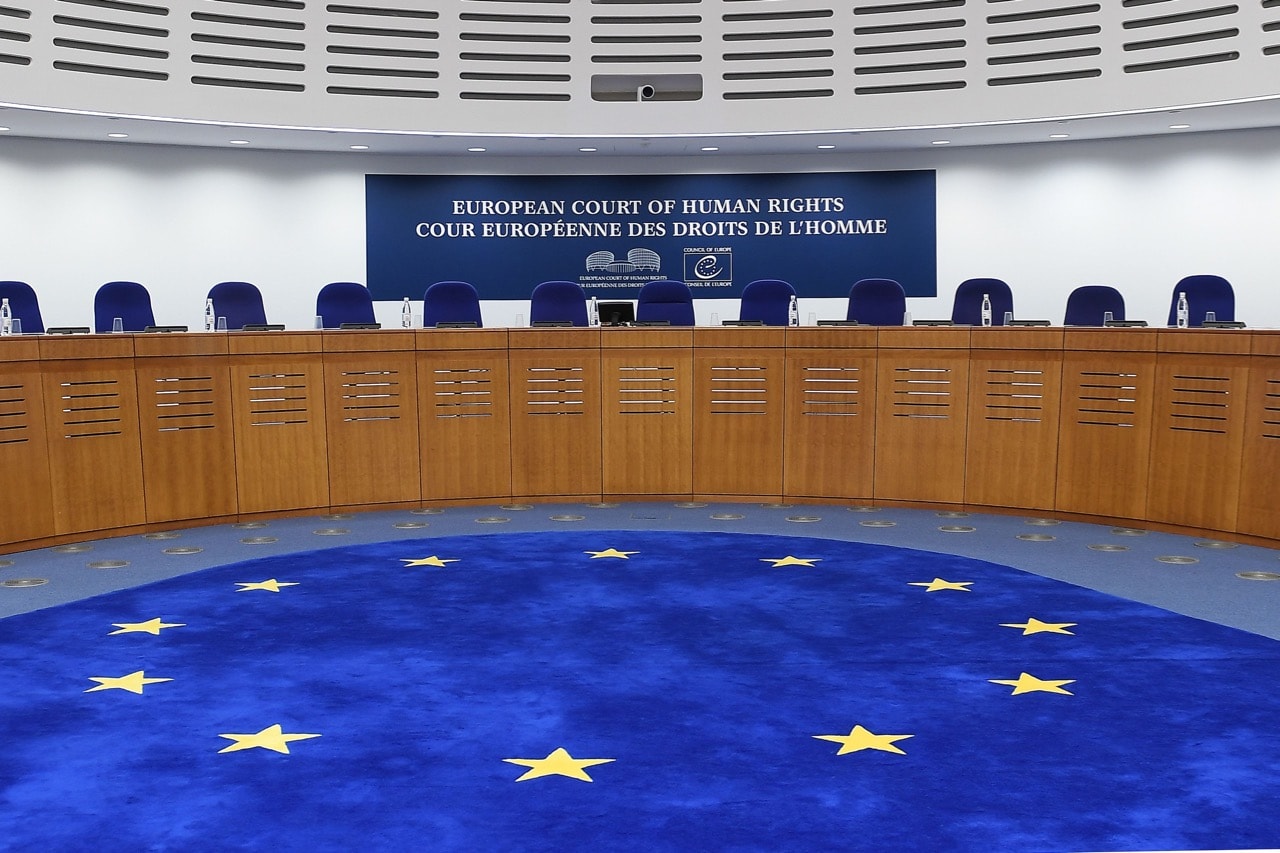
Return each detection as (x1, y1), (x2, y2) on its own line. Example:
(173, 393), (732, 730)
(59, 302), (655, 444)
(1064, 285), (1125, 326)
(0, 280), (45, 334)
(847, 278), (907, 326)
(316, 281), (376, 329)
(422, 280), (483, 328)
(1166, 274), (1235, 327)
(94, 280), (156, 333)
(636, 279), (695, 326)
(529, 280), (588, 327)
(952, 277), (1014, 326)
(738, 279), (795, 326)
(207, 281), (267, 330)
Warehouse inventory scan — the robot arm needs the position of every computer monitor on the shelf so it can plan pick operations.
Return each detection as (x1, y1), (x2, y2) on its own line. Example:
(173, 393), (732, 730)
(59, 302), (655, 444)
(597, 301), (635, 325)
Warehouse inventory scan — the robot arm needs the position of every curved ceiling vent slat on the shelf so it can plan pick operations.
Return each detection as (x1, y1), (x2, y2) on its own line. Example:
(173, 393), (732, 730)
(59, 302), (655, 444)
(851, 0), (967, 95)
(324, 1), (440, 99)
(51, 0), (169, 80)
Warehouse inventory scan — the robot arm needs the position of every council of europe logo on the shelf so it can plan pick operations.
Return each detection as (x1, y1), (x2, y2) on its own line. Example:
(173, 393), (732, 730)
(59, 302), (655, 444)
(683, 249), (733, 286)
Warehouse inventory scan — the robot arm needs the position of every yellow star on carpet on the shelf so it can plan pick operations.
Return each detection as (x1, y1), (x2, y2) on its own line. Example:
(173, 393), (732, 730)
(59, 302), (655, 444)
(908, 578), (973, 592)
(85, 670), (172, 695)
(400, 556), (460, 568)
(234, 579), (299, 592)
(1000, 617), (1077, 636)
(814, 725), (913, 756)
(217, 724), (321, 755)
(585, 548), (638, 559)
(503, 747), (616, 782)
(761, 556), (821, 568)
(989, 672), (1076, 695)
(109, 617), (186, 636)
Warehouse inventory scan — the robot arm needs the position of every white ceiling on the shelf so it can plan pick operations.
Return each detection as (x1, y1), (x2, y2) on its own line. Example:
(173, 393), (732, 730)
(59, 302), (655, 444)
(5, 96), (1280, 157)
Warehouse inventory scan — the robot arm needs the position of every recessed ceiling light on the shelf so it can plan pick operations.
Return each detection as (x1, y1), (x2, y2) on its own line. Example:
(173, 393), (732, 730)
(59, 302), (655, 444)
(700, 146), (719, 152)
(0, 126), (12, 133)
(1169, 124), (1191, 130)
(107, 132), (129, 139)
(467, 147), (486, 152)
(931, 140), (951, 145)
(1049, 133), (1070, 139)
(349, 144), (369, 150)
(816, 144), (836, 150)
(228, 139), (250, 145)
(579, 147), (598, 152)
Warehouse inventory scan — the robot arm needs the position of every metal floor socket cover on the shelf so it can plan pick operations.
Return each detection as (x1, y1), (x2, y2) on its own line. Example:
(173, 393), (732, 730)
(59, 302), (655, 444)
(1237, 571), (1280, 581)
(87, 560), (129, 569)
(936, 511), (969, 518)
(786, 516), (822, 523)
(586, 502), (619, 509)
(163, 547), (203, 555)
(1112, 527), (1148, 536)
(1194, 541), (1238, 549)
(1157, 555), (1199, 564)
(313, 529), (349, 536)
(860, 520), (896, 528)
(393, 522), (429, 529)
(1089, 544), (1130, 552)
(144, 532), (181, 540)
(710, 513), (744, 520)
(1017, 534), (1056, 541)
(240, 537), (278, 544)
(412, 508), (444, 515)
(550, 515), (585, 522)
(0, 560), (13, 568)
(674, 502), (707, 508)
(847, 506), (879, 513)
(761, 503), (794, 509)
(939, 525), (976, 533)
(1026, 518), (1061, 526)
(475, 517), (509, 524)
(323, 514), (352, 520)
(234, 522), (268, 530)
(2, 578), (47, 587)
(53, 544), (93, 554)
(499, 504), (532, 511)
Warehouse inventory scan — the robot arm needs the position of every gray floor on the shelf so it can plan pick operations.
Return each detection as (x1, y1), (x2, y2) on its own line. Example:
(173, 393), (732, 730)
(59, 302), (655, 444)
(4, 502), (1280, 640)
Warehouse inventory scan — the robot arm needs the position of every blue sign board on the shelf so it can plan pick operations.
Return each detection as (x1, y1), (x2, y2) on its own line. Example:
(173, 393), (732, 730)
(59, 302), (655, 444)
(366, 171), (936, 301)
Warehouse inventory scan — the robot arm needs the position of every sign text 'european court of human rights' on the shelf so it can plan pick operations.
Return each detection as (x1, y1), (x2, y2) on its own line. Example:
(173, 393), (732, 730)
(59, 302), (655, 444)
(366, 171), (936, 301)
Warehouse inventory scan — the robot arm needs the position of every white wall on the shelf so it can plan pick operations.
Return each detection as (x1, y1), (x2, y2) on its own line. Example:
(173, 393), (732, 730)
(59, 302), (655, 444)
(2, 128), (1279, 331)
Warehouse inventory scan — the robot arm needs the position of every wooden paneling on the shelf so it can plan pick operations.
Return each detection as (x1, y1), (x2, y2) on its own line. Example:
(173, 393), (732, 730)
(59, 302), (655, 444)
(0, 339), (55, 543)
(965, 329), (1064, 510)
(782, 327), (878, 499)
(230, 349), (329, 514)
(1055, 336), (1156, 521)
(601, 329), (693, 497)
(418, 332), (512, 502)
(1238, 353), (1280, 538)
(693, 327), (786, 498)
(323, 332), (420, 507)
(1145, 333), (1251, 531)
(509, 329), (602, 499)
(39, 336), (147, 534)
(873, 340), (970, 504)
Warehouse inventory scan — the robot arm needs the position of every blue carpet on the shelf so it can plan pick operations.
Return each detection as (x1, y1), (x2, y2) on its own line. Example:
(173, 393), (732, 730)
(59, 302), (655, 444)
(2, 531), (1279, 852)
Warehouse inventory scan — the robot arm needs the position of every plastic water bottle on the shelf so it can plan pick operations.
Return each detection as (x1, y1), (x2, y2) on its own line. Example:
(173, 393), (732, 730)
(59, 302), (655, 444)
(0, 298), (10, 336)
(980, 293), (993, 327)
(204, 298), (216, 332)
(401, 297), (413, 328)
(589, 296), (599, 327)
(1176, 291), (1190, 328)
(788, 294), (799, 327)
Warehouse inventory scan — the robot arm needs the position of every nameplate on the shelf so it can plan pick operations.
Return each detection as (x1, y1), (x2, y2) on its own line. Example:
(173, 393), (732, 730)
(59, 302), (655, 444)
(144, 325), (189, 333)
(1008, 319), (1051, 327)
(435, 321), (480, 329)
(1202, 320), (1246, 329)
(531, 321), (574, 327)
(722, 320), (765, 326)
(1104, 320), (1149, 327)
(46, 327), (91, 335)
(339, 322), (382, 330)
(817, 320), (859, 326)
(912, 319), (954, 326)
(241, 323), (286, 331)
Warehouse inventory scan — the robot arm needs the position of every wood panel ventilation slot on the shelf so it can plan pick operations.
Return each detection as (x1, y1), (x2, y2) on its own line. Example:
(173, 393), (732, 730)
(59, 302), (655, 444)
(981, 368), (1045, 423)
(616, 365), (677, 415)
(432, 367), (493, 419)
(58, 379), (123, 439)
(1074, 370), (1139, 428)
(0, 381), (34, 445)
(246, 372), (309, 427)
(340, 370), (403, 423)
(708, 365), (769, 416)
(524, 366), (585, 415)
(799, 366), (862, 416)
(152, 375), (217, 432)
(1166, 373), (1230, 435)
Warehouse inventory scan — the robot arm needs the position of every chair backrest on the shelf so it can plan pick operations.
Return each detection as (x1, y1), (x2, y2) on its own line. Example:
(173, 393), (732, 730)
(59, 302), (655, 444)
(529, 280), (588, 327)
(951, 277), (1014, 325)
(207, 281), (267, 330)
(93, 280), (155, 333)
(422, 280), (483, 328)
(847, 278), (906, 326)
(1166, 274), (1234, 326)
(1064, 285), (1125, 326)
(0, 280), (45, 334)
(635, 279), (694, 326)
(738, 279), (795, 326)
(316, 281), (376, 329)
